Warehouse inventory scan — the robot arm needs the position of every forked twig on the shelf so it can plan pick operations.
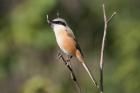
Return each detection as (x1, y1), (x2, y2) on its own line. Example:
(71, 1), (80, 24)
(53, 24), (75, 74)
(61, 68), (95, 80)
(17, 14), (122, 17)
(99, 3), (116, 93)
(58, 53), (82, 93)
(107, 12), (117, 23)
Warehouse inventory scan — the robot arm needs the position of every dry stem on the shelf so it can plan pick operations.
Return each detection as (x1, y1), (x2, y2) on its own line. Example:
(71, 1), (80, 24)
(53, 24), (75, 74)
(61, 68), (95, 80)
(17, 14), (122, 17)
(58, 53), (82, 93)
(99, 3), (116, 93)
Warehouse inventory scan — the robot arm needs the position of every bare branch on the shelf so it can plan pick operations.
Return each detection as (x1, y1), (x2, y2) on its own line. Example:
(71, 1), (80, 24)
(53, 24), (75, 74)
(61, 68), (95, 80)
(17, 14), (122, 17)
(99, 3), (116, 93)
(107, 12), (117, 23)
(46, 14), (51, 25)
(58, 53), (82, 93)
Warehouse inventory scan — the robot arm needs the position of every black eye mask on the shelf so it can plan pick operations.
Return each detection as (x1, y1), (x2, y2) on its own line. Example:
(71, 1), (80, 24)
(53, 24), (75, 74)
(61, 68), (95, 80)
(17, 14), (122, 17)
(51, 21), (66, 26)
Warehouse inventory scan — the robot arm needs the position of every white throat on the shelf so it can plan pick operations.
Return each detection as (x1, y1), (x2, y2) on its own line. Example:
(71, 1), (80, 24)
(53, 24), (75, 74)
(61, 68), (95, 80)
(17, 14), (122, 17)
(53, 25), (66, 34)
(52, 24), (69, 54)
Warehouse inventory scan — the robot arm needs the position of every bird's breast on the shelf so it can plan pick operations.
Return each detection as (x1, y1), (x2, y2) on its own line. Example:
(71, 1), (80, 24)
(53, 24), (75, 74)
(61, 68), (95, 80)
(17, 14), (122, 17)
(54, 30), (76, 56)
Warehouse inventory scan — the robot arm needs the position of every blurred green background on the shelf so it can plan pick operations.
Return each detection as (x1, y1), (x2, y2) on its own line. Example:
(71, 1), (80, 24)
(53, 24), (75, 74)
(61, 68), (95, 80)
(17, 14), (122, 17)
(0, 0), (140, 93)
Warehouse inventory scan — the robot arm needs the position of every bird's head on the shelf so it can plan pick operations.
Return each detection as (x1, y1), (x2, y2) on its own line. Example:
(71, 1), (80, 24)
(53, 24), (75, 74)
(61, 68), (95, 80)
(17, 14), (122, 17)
(47, 15), (67, 27)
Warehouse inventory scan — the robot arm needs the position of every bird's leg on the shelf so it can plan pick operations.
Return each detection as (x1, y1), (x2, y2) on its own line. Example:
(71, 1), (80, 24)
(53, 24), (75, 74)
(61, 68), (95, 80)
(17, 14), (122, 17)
(65, 55), (73, 66)
(66, 55), (73, 62)
(57, 52), (70, 64)
(57, 52), (72, 66)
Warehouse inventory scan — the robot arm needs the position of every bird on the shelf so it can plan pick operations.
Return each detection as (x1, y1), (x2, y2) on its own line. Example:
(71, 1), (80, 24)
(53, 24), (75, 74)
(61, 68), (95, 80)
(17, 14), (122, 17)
(47, 15), (98, 87)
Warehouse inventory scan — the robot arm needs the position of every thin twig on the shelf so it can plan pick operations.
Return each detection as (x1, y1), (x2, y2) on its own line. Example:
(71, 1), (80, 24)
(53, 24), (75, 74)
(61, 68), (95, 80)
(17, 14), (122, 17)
(58, 53), (82, 93)
(46, 14), (50, 23)
(99, 4), (107, 93)
(99, 3), (116, 93)
(107, 12), (117, 23)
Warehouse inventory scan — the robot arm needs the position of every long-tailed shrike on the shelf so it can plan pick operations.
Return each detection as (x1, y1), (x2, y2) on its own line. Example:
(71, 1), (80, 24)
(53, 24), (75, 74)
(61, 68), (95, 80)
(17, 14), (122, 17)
(47, 15), (97, 87)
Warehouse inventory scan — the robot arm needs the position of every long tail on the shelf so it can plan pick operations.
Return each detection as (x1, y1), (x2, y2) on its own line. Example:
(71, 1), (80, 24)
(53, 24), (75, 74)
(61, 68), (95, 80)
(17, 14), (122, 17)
(82, 62), (98, 87)
(76, 50), (98, 88)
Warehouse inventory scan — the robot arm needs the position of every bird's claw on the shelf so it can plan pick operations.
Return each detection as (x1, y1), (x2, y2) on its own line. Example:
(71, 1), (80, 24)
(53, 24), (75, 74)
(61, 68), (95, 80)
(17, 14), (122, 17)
(65, 61), (71, 66)
(66, 55), (72, 62)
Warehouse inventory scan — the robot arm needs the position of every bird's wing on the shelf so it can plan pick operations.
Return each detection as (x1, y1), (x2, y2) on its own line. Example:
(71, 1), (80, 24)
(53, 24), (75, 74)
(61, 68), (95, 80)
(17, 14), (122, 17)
(75, 42), (84, 57)
(66, 27), (84, 57)
(66, 27), (76, 39)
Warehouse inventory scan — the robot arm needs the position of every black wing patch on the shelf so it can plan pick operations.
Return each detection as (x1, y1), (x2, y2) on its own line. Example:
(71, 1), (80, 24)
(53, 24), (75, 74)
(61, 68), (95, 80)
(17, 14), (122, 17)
(75, 39), (84, 57)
